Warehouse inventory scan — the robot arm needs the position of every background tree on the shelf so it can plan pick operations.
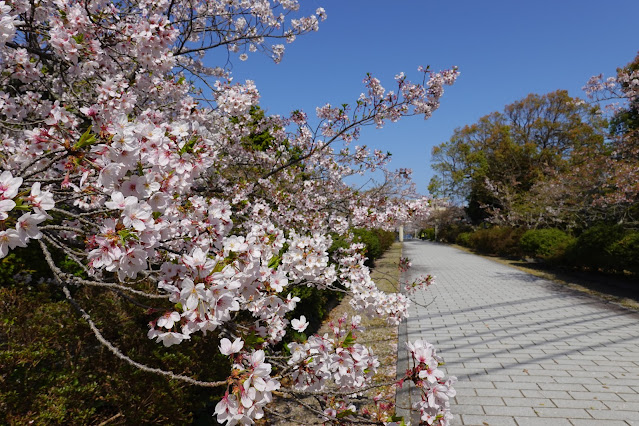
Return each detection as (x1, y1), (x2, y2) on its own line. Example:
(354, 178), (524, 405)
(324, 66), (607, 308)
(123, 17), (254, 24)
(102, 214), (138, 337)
(585, 52), (639, 222)
(430, 90), (607, 226)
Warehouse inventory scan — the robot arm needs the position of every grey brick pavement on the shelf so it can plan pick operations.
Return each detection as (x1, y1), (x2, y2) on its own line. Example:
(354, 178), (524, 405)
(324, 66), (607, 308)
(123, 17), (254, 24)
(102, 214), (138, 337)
(396, 241), (639, 425)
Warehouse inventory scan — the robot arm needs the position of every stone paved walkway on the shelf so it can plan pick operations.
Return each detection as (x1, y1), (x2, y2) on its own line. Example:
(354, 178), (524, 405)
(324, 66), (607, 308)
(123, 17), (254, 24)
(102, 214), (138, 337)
(396, 241), (639, 426)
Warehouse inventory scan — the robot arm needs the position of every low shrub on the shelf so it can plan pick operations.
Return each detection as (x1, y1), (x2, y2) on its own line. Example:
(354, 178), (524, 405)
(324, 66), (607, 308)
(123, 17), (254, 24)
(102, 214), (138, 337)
(456, 232), (471, 247)
(0, 275), (229, 425)
(331, 227), (395, 267)
(519, 228), (576, 261)
(420, 228), (436, 240)
(567, 223), (626, 272)
(607, 231), (639, 274)
(373, 228), (396, 253)
(285, 285), (344, 336)
(438, 223), (473, 244)
(352, 228), (382, 265)
(467, 226), (525, 257)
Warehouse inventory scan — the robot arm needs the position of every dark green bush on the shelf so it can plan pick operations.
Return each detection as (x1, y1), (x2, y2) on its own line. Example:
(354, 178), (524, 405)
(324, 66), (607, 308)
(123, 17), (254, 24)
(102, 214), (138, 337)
(0, 281), (229, 425)
(519, 228), (576, 261)
(330, 227), (394, 265)
(351, 228), (397, 266)
(2, 227), (396, 424)
(567, 223), (626, 272)
(456, 232), (471, 247)
(467, 226), (525, 257)
(608, 231), (639, 274)
(438, 223), (473, 244)
(373, 229), (396, 253)
(420, 228), (436, 240)
(351, 228), (381, 265)
(285, 285), (344, 337)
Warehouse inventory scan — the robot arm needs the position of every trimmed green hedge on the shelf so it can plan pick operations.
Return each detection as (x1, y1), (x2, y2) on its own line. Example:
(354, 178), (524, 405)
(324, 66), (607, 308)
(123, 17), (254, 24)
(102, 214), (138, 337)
(609, 232), (639, 274)
(456, 232), (471, 247)
(519, 228), (576, 261)
(420, 228), (436, 240)
(1, 248), (229, 425)
(373, 228), (396, 254)
(352, 228), (382, 263)
(467, 226), (526, 257)
(331, 228), (396, 267)
(450, 223), (639, 277)
(567, 224), (639, 274)
(438, 223), (473, 244)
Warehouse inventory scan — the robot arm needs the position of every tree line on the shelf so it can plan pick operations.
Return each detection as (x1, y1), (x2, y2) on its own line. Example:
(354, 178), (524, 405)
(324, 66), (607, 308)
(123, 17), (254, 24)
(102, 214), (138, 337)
(427, 54), (639, 275)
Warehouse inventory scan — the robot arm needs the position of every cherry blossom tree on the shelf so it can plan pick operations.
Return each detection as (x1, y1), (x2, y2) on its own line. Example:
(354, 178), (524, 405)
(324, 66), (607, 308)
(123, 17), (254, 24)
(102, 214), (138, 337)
(0, 0), (458, 423)
(584, 52), (639, 218)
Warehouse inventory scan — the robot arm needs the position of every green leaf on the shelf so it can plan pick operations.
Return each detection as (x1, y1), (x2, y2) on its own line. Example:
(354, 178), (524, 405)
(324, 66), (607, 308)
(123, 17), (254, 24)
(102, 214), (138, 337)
(118, 229), (139, 244)
(388, 415), (407, 425)
(342, 331), (355, 348)
(243, 330), (265, 348)
(178, 135), (199, 155)
(268, 255), (281, 269)
(12, 199), (30, 211)
(73, 126), (97, 149)
(336, 409), (356, 419)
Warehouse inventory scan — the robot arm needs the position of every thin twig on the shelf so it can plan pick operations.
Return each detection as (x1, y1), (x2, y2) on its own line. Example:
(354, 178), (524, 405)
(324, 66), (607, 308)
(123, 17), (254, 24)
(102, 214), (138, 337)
(38, 239), (168, 299)
(60, 284), (227, 388)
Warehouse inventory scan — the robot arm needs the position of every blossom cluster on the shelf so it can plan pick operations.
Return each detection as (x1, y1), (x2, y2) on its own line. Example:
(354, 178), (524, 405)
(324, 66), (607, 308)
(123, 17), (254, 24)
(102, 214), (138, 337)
(0, 0), (458, 424)
(215, 347), (280, 424)
(0, 172), (54, 257)
(287, 314), (379, 394)
(405, 340), (457, 425)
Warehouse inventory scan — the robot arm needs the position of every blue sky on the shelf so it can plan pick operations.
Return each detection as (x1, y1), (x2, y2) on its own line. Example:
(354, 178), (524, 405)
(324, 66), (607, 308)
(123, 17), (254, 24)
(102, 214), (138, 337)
(217, 0), (639, 195)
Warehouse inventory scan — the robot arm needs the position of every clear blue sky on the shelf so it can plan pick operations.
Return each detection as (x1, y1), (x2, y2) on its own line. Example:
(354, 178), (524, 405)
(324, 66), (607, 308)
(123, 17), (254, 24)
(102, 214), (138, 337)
(215, 0), (639, 195)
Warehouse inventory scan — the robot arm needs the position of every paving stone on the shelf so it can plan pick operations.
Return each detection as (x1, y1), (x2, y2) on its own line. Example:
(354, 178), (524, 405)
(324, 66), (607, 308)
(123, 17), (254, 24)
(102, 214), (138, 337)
(587, 409), (639, 420)
(602, 401), (639, 411)
(522, 390), (573, 399)
(619, 393), (639, 402)
(554, 377), (601, 385)
(452, 404), (485, 415)
(460, 414), (517, 425)
(534, 407), (592, 418)
(568, 420), (628, 426)
(454, 387), (478, 397)
(515, 417), (572, 426)
(538, 383), (588, 391)
(456, 396), (506, 406)
(599, 378), (639, 386)
(568, 391), (624, 401)
(395, 241), (639, 426)
(503, 397), (553, 407)
(462, 380), (498, 389)
(584, 384), (636, 393)
(493, 382), (540, 390)
(551, 398), (607, 409)
(474, 387), (525, 399)
(483, 405), (537, 416)
(510, 375), (554, 383)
